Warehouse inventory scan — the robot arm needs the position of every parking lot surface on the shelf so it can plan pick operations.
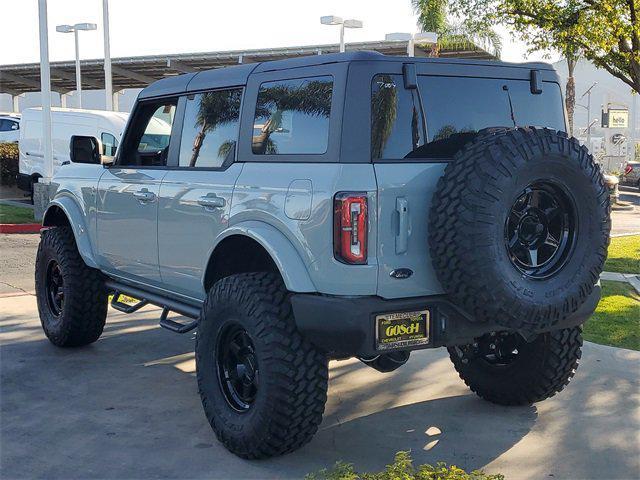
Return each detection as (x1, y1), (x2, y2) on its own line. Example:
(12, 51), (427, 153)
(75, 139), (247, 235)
(1, 200), (639, 479)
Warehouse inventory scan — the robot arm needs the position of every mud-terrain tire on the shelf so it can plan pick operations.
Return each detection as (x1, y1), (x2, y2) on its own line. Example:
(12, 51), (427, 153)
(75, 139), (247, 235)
(35, 226), (108, 347)
(196, 272), (328, 459)
(448, 327), (582, 405)
(429, 127), (610, 332)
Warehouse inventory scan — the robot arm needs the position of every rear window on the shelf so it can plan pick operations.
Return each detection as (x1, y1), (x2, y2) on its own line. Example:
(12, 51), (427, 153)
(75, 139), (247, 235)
(252, 76), (333, 155)
(371, 74), (565, 161)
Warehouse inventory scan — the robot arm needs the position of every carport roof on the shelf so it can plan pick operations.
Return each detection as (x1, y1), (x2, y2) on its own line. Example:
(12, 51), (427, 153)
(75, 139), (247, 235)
(0, 39), (496, 95)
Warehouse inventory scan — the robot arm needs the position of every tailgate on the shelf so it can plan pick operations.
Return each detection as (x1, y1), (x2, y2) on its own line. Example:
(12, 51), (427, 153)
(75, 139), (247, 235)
(374, 163), (446, 298)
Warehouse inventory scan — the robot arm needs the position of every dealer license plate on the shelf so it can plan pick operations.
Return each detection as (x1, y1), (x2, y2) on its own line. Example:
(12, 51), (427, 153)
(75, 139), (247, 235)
(376, 310), (429, 351)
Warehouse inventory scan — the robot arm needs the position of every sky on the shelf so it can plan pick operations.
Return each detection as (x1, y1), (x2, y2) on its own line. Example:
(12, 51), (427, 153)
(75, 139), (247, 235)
(0, 0), (554, 66)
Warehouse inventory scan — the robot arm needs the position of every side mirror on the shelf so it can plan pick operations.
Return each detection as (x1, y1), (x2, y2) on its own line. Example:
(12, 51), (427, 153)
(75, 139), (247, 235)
(69, 135), (102, 164)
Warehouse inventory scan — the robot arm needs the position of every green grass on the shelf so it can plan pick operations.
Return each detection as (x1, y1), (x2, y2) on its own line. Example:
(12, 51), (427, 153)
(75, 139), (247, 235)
(0, 204), (35, 224)
(605, 235), (640, 274)
(584, 280), (640, 351)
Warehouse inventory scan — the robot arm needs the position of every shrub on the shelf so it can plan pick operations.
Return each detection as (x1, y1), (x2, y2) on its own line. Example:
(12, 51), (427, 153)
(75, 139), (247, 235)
(0, 142), (19, 186)
(305, 451), (505, 480)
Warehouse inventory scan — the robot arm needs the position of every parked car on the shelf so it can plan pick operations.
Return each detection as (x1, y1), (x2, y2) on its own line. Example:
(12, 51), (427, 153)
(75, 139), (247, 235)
(36, 52), (610, 459)
(621, 161), (640, 189)
(0, 114), (20, 143)
(17, 107), (128, 198)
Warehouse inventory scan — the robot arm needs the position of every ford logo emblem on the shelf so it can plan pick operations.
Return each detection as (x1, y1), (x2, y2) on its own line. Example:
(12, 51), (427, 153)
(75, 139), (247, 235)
(390, 268), (413, 279)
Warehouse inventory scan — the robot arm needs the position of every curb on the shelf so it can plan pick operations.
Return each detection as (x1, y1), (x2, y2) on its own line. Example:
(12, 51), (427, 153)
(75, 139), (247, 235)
(0, 223), (42, 234)
(601, 271), (640, 295)
(611, 202), (635, 212)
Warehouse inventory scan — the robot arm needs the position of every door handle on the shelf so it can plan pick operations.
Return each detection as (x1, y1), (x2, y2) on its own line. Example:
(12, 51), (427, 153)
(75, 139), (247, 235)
(198, 194), (226, 209)
(396, 197), (409, 254)
(133, 189), (156, 203)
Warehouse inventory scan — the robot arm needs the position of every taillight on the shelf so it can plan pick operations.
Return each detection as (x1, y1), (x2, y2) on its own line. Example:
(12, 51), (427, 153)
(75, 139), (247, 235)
(624, 164), (633, 175)
(334, 192), (368, 265)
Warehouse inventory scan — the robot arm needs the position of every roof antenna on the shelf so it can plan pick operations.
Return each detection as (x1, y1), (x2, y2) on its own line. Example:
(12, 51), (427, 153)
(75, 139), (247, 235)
(502, 85), (517, 127)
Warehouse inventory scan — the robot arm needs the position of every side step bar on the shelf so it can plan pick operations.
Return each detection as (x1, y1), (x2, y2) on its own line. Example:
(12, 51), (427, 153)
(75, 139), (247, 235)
(105, 279), (200, 333)
(158, 308), (198, 334)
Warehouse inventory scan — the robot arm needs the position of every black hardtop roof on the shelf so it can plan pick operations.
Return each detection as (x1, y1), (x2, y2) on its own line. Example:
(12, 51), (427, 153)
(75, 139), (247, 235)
(138, 51), (555, 99)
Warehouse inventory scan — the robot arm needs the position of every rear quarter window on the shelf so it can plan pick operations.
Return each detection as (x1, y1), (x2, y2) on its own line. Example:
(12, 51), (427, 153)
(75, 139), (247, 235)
(252, 76), (333, 155)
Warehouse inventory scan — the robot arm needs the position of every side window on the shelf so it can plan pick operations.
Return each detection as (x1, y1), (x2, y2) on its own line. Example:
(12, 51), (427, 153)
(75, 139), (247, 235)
(371, 74), (425, 160)
(0, 120), (9, 132)
(118, 99), (177, 166)
(178, 88), (242, 168)
(101, 132), (118, 156)
(252, 76), (333, 155)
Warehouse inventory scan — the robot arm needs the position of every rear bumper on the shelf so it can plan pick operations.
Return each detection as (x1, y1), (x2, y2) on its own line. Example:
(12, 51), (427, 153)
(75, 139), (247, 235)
(290, 285), (601, 359)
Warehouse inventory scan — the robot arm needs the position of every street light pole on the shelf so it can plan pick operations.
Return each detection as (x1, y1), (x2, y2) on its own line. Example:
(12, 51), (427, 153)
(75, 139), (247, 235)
(56, 23), (97, 109)
(320, 16), (363, 53)
(38, 0), (53, 182)
(384, 32), (439, 57)
(103, 0), (113, 110)
(581, 82), (597, 148)
(74, 29), (82, 107)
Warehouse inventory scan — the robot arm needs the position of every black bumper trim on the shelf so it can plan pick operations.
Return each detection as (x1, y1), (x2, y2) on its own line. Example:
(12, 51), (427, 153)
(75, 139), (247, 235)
(290, 285), (600, 359)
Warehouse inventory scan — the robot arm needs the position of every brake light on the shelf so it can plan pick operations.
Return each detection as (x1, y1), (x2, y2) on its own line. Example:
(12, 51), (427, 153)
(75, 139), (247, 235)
(334, 192), (368, 264)
(624, 164), (633, 175)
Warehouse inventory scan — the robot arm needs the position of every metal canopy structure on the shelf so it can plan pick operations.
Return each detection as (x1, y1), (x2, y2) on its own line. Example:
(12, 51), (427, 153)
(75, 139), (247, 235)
(0, 39), (495, 96)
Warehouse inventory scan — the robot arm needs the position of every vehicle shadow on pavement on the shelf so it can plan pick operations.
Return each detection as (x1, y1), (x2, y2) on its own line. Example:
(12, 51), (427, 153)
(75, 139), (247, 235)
(1, 303), (639, 479)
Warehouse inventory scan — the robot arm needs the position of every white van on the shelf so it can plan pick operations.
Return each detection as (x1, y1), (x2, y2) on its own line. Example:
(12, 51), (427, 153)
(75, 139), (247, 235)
(0, 114), (20, 143)
(17, 108), (129, 196)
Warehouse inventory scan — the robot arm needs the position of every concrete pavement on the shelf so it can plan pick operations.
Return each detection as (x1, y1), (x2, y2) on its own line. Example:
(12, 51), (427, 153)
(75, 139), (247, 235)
(612, 188), (640, 237)
(0, 233), (38, 296)
(1, 220), (640, 479)
(1, 293), (639, 479)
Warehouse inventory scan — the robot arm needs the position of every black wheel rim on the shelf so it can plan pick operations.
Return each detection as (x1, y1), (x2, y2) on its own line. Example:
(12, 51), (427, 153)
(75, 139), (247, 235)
(46, 260), (64, 316)
(504, 181), (577, 279)
(216, 323), (258, 412)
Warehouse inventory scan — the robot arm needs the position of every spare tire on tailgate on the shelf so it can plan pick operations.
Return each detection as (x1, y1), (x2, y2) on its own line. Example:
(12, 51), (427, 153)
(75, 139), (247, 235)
(429, 127), (610, 332)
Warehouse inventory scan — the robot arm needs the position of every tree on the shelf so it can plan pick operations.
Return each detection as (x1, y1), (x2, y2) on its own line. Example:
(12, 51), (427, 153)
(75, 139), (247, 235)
(412, 0), (502, 57)
(188, 89), (241, 167)
(447, 0), (640, 93)
(252, 80), (332, 154)
(564, 47), (580, 135)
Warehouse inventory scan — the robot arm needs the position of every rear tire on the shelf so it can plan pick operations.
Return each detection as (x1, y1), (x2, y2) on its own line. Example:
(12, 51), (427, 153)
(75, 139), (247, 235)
(448, 327), (582, 405)
(35, 226), (108, 347)
(196, 272), (328, 459)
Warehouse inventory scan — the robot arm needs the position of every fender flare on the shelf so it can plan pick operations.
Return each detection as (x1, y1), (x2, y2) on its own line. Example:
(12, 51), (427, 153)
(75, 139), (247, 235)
(42, 195), (99, 269)
(209, 221), (316, 293)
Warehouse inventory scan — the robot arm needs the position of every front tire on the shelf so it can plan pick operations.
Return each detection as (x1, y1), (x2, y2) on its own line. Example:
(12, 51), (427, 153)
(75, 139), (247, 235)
(35, 226), (108, 347)
(196, 272), (328, 459)
(448, 327), (582, 405)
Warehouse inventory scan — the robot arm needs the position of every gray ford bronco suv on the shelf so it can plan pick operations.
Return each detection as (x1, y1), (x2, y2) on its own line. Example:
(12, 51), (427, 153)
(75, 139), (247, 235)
(36, 52), (610, 459)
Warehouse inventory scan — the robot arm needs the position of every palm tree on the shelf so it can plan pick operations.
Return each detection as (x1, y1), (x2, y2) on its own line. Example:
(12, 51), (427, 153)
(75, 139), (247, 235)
(252, 79), (332, 154)
(564, 48), (580, 136)
(411, 0), (502, 58)
(371, 76), (399, 159)
(189, 89), (242, 167)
